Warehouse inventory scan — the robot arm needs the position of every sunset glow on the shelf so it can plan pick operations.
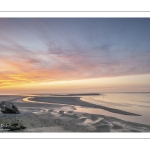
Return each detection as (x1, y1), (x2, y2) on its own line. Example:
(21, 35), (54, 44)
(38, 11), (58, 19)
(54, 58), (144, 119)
(0, 18), (150, 94)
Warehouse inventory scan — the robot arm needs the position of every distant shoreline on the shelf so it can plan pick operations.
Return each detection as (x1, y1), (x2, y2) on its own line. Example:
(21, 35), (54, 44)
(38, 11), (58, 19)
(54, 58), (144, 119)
(49, 93), (100, 96)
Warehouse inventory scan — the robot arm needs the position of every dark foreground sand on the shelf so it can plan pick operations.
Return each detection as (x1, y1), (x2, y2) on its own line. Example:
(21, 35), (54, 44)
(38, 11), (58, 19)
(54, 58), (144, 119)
(0, 95), (150, 132)
(1, 108), (150, 132)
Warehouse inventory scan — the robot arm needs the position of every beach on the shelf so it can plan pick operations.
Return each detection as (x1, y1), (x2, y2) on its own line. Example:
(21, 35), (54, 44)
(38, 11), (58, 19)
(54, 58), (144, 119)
(0, 94), (150, 132)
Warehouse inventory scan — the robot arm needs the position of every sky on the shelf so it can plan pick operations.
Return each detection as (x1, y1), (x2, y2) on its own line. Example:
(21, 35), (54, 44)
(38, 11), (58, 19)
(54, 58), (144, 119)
(0, 18), (150, 94)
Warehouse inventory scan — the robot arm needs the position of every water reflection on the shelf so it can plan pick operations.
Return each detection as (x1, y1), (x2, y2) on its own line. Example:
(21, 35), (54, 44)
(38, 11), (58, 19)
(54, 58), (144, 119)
(79, 93), (150, 125)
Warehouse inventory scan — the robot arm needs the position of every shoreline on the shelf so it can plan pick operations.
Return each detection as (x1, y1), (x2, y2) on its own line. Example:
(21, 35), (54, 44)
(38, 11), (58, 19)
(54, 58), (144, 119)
(29, 96), (141, 116)
(0, 95), (149, 132)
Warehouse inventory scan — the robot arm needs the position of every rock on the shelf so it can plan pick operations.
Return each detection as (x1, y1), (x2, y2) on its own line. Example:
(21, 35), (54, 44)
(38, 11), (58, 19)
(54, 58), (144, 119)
(0, 101), (20, 114)
(2, 123), (26, 131)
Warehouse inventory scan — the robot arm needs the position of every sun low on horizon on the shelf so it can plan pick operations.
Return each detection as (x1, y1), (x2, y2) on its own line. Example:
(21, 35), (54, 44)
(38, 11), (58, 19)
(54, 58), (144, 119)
(0, 18), (150, 94)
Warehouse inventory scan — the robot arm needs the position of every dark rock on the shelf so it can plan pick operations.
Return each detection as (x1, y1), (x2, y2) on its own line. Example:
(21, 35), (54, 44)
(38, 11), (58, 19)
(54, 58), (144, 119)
(20, 125), (26, 129)
(2, 123), (26, 131)
(0, 101), (20, 114)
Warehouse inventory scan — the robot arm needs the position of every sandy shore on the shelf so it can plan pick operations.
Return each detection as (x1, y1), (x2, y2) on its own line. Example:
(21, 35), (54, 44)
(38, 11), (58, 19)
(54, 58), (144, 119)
(29, 96), (140, 116)
(1, 108), (150, 132)
(0, 95), (150, 132)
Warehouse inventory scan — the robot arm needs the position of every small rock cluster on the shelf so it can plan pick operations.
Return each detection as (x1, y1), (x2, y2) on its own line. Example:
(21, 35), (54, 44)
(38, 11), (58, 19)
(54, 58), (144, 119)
(1, 122), (26, 131)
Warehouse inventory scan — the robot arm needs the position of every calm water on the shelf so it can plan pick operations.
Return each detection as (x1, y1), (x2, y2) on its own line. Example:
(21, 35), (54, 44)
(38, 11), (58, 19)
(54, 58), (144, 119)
(76, 93), (150, 125)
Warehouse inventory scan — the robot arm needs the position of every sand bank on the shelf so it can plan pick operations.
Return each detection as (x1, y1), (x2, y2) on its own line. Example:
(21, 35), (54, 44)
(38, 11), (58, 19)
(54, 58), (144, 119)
(29, 96), (141, 116)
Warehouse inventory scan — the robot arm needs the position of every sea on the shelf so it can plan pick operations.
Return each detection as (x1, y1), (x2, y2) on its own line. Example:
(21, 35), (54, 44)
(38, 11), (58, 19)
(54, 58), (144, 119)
(76, 92), (150, 125)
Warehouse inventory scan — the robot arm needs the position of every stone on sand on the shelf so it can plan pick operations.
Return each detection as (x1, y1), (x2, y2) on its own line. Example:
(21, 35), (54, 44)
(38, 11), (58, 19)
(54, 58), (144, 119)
(2, 123), (26, 131)
(0, 101), (20, 114)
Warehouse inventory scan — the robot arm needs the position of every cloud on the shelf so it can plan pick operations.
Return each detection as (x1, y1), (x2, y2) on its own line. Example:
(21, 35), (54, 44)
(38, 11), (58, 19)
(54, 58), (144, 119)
(0, 19), (150, 87)
(1, 37), (150, 88)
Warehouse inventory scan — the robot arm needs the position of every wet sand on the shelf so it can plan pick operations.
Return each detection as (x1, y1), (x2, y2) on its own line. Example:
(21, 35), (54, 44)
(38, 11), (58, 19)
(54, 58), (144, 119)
(1, 107), (150, 132)
(1, 95), (150, 132)
(30, 96), (141, 116)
